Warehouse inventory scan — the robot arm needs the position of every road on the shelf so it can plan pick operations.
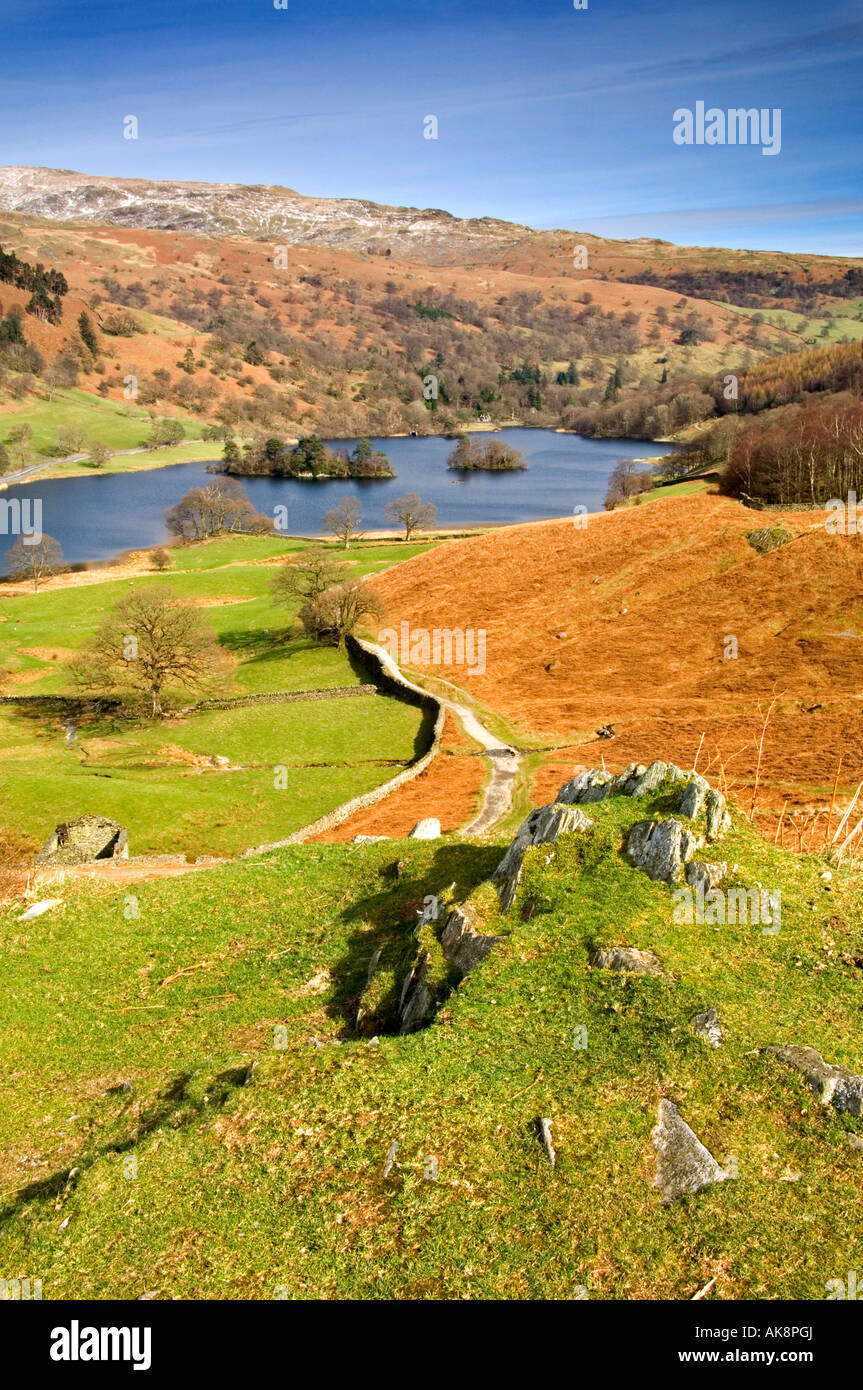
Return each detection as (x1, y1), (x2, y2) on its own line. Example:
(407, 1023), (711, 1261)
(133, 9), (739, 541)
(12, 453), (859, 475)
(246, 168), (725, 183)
(0, 442), (204, 488)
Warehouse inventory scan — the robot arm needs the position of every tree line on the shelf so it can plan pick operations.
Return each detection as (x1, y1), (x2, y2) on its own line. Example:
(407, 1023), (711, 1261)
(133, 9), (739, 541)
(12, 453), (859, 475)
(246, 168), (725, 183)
(215, 434), (394, 479)
(0, 244), (68, 324)
(723, 399), (863, 506)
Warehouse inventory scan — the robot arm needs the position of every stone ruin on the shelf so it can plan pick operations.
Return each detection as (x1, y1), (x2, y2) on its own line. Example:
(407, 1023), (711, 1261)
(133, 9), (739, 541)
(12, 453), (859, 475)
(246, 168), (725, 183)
(35, 814), (129, 867)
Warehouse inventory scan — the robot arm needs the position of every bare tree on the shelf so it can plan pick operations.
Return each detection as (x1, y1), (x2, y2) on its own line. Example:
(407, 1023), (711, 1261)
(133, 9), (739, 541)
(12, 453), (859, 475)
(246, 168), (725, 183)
(271, 548), (350, 608)
(88, 440), (111, 469)
(6, 535), (66, 592)
(299, 580), (385, 647)
(42, 367), (66, 402)
(165, 480), (273, 543)
(384, 492), (438, 541)
(55, 424), (88, 457)
(7, 423), (33, 469)
(70, 587), (230, 717)
(323, 495), (363, 549)
(604, 460), (654, 510)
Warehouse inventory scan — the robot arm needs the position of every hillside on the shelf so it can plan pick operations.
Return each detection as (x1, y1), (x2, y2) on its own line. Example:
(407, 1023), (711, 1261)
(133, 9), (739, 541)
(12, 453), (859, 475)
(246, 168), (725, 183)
(1, 763), (861, 1298)
(1, 167), (861, 468)
(0, 211), (782, 449)
(3, 168), (862, 290)
(369, 492), (863, 837)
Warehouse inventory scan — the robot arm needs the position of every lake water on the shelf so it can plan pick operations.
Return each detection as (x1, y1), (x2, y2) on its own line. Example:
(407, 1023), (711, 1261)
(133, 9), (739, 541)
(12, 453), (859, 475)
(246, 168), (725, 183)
(1, 428), (666, 570)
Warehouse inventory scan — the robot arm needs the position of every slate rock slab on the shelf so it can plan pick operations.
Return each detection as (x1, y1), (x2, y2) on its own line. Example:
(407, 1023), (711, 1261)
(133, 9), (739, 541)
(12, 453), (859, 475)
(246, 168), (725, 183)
(765, 1044), (863, 1117)
(705, 789), (731, 841)
(588, 945), (663, 975)
(398, 951), (432, 1033)
(652, 1099), (729, 1203)
(677, 775), (711, 821)
(627, 817), (699, 883)
(440, 904), (500, 975)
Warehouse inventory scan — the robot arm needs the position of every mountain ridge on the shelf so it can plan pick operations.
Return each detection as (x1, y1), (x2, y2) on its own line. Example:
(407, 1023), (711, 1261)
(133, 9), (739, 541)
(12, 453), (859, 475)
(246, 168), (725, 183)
(5, 167), (861, 282)
(0, 166), (554, 263)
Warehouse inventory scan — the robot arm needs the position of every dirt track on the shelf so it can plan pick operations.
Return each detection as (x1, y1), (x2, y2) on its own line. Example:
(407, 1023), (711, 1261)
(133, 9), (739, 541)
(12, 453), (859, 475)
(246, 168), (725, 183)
(312, 711), (487, 841)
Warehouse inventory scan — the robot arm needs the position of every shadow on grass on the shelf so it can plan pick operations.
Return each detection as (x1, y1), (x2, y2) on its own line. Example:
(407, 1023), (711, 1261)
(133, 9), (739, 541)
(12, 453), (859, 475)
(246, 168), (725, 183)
(218, 624), (298, 661)
(0, 1065), (254, 1225)
(324, 840), (503, 1041)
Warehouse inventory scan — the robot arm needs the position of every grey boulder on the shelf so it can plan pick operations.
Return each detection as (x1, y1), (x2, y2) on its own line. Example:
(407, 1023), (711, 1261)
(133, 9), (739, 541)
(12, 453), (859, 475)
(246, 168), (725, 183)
(692, 1008), (723, 1048)
(408, 818), (441, 840)
(764, 1044), (863, 1117)
(626, 817), (699, 884)
(684, 859), (728, 896)
(652, 1099), (729, 1203)
(588, 945), (663, 975)
(36, 814), (128, 866)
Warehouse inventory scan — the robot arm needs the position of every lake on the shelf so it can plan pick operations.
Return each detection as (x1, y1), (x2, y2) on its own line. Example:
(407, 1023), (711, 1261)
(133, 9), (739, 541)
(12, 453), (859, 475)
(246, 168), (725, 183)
(0, 428), (667, 569)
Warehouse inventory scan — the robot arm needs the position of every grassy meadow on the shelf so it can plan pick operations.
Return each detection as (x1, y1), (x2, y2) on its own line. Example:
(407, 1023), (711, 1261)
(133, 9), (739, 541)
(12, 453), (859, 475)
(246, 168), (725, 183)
(1, 783), (861, 1298)
(0, 386), (201, 460)
(0, 535), (437, 857)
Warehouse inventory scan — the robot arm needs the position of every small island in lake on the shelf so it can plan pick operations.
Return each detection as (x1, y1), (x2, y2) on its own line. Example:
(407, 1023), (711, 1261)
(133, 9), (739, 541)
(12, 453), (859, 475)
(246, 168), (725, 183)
(446, 435), (528, 472)
(211, 434), (396, 479)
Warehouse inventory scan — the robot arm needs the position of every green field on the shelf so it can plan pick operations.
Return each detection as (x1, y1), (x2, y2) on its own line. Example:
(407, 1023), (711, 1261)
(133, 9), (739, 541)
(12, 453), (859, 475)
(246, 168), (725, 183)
(0, 387), (200, 461)
(715, 301), (863, 345)
(642, 478), (711, 503)
(26, 439), (221, 479)
(0, 535), (436, 857)
(1, 781), (860, 1298)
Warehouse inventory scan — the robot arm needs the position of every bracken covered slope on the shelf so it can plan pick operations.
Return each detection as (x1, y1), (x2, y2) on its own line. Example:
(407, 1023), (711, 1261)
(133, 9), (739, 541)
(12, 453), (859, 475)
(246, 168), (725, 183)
(369, 493), (863, 826)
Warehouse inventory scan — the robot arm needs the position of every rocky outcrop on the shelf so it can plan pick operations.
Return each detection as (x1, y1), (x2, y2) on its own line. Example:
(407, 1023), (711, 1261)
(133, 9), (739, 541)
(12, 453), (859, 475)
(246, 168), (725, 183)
(764, 1044), (863, 1117)
(652, 1099), (730, 1203)
(493, 803), (593, 912)
(589, 945), (663, 975)
(626, 818), (699, 884)
(35, 815), (128, 866)
(393, 757), (733, 1019)
(440, 903), (500, 975)
(558, 760), (689, 807)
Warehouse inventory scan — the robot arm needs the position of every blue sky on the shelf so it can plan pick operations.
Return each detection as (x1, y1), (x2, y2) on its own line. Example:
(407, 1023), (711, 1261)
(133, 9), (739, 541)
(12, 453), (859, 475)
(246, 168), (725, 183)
(0, 0), (860, 255)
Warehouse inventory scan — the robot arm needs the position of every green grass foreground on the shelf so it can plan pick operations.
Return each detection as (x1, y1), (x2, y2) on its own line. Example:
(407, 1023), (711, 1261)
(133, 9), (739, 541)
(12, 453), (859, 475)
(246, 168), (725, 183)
(0, 783), (861, 1299)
